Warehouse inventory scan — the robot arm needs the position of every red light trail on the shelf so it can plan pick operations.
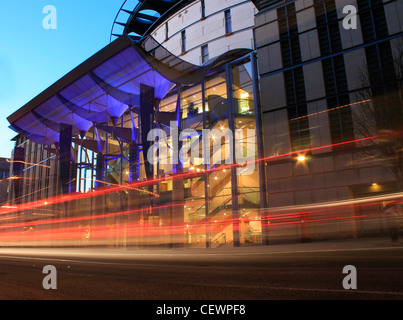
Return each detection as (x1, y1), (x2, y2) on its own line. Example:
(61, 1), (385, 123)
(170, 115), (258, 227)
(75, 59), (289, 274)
(4, 130), (402, 216)
(0, 130), (401, 247)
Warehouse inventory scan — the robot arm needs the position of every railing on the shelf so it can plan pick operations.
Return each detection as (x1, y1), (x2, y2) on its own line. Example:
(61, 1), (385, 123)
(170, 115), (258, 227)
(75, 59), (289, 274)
(209, 194), (232, 217)
(211, 232), (226, 248)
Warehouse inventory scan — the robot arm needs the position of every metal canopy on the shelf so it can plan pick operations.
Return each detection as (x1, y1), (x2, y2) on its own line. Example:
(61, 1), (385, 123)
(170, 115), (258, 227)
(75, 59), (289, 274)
(111, 0), (186, 42)
(7, 35), (173, 145)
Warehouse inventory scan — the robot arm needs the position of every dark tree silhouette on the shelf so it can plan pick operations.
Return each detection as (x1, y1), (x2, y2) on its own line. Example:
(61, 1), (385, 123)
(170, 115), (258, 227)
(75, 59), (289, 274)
(353, 40), (403, 190)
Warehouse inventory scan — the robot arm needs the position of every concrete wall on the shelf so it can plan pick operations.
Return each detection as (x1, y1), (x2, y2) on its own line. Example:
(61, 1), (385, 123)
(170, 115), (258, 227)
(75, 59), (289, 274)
(151, 0), (257, 65)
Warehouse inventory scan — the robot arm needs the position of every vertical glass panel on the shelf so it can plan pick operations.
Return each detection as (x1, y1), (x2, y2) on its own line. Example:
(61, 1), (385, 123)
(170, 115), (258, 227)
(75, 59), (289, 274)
(204, 72), (233, 248)
(181, 30), (186, 53)
(232, 61), (262, 246)
(225, 10), (232, 34)
(156, 89), (178, 182)
(179, 84), (207, 246)
(205, 72), (228, 127)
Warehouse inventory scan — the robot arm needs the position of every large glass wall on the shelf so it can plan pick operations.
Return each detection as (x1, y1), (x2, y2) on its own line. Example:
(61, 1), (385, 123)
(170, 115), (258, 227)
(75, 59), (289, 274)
(204, 71), (233, 248)
(231, 61), (262, 246)
(74, 55), (264, 248)
(7, 54), (263, 248)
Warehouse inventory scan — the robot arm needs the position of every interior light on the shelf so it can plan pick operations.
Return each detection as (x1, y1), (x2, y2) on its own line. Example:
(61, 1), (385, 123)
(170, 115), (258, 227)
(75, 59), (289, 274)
(297, 155), (306, 162)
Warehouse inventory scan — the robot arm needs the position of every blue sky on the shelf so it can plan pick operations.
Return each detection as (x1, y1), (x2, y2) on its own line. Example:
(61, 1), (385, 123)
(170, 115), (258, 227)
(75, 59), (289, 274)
(0, 0), (127, 158)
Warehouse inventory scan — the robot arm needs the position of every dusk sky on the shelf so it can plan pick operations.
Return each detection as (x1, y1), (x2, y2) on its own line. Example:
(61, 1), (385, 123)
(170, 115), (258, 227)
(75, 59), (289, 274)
(0, 0), (127, 158)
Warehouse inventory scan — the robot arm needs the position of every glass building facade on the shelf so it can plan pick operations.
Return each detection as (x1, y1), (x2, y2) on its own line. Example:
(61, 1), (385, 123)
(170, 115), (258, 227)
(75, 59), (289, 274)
(5, 28), (266, 248)
(3, 0), (402, 248)
(76, 53), (265, 248)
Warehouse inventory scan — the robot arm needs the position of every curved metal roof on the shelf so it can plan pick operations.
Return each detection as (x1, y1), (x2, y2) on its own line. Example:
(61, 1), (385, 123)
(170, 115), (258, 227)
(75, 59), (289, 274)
(110, 0), (197, 42)
(7, 34), (251, 146)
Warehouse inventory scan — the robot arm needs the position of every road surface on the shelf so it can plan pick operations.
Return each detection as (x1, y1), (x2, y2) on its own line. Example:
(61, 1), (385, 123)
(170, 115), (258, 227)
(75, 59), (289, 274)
(0, 237), (402, 301)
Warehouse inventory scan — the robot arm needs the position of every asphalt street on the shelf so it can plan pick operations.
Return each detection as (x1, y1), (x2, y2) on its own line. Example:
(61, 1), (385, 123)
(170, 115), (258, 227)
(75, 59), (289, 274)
(0, 237), (401, 301)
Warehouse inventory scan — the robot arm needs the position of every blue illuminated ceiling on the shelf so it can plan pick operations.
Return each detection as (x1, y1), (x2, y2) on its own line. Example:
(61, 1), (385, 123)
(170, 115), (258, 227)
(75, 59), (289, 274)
(7, 33), (251, 146)
(111, 0), (196, 42)
(8, 36), (173, 145)
(7, 0), (255, 147)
